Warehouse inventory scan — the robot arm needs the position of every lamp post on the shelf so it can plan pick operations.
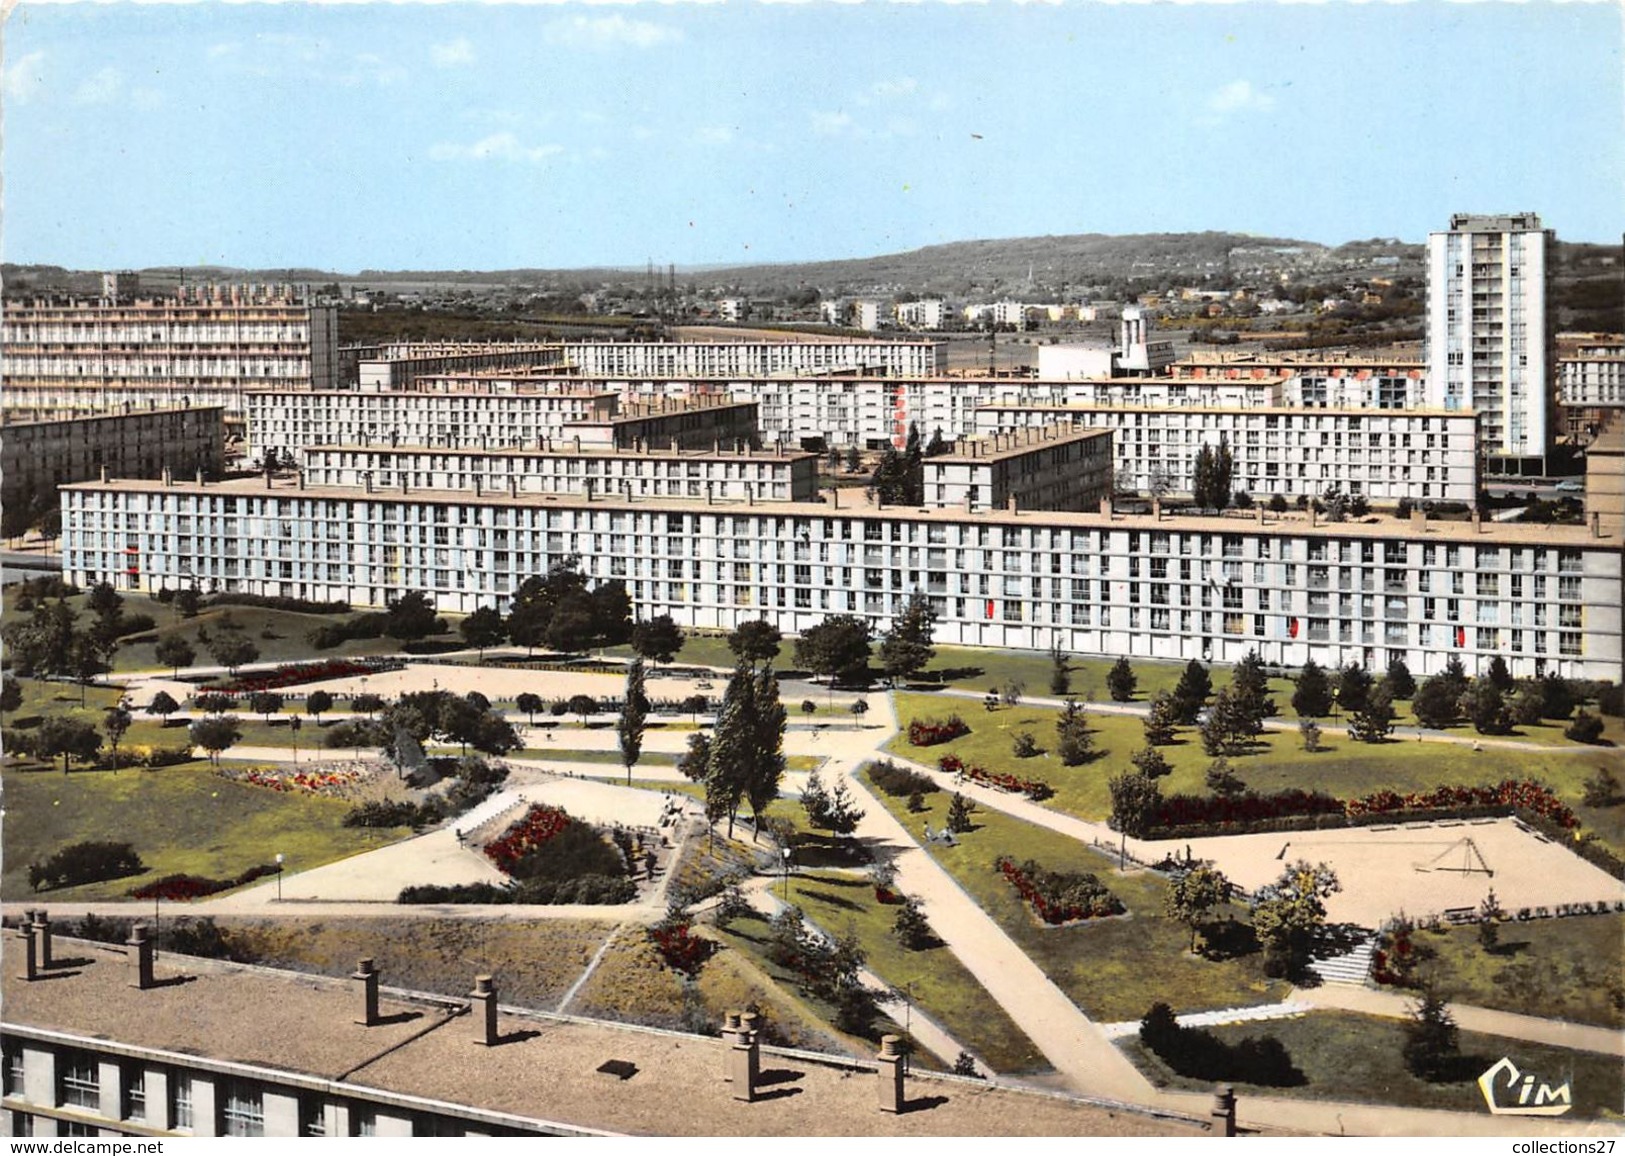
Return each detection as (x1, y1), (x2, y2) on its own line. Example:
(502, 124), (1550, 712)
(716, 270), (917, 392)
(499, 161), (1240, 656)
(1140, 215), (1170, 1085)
(780, 847), (791, 901)
(275, 853), (285, 901)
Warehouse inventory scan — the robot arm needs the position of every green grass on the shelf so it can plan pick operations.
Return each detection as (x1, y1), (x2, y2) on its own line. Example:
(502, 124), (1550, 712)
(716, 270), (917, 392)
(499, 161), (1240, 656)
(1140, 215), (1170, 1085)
(859, 769), (1287, 1022)
(785, 869), (1052, 1075)
(2, 759), (411, 901)
(1119, 1010), (1624, 1118)
(1407, 915), (1624, 1029)
(886, 691), (1625, 858)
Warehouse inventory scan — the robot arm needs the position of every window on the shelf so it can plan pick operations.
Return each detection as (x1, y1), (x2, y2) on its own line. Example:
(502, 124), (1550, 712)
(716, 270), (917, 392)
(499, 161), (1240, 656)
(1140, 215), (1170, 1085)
(121, 1066), (145, 1122)
(169, 1072), (192, 1130)
(3, 1044), (22, 1097)
(351, 1106), (377, 1137)
(221, 1080), (264, 1137)
(58, 1051), (99, 1111)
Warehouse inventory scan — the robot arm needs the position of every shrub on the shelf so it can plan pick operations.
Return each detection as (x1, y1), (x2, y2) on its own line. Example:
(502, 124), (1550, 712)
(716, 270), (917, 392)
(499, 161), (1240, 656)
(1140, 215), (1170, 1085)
(129, 863), (281, 901)
(208, 592), (351, 615)
(1011, 730), (1039, 759)
(29, 841), (145, 892)
(650, 921), (713, 975)
(1139, 1002), (1303, 1086)
(343, 800), (435, 829)
(866, 759), (939, 798)
(906, 714), (970, 746)
(1564, 710), (1605, 745)
(995, 856), (1124, 924)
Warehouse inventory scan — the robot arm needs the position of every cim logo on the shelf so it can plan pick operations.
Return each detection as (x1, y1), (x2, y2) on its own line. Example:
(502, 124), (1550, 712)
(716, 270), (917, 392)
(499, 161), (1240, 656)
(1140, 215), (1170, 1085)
(1477, 1057), (1573, 1117)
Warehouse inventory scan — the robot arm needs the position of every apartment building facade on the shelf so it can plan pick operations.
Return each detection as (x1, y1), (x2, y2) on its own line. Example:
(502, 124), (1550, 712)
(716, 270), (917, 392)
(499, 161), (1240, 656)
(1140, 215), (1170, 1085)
(922, 426), (1114, 513)
(559, 339), (947, 379)
(59, 476), (1621, 680)
(356, 343), (565, 392)
(1426, 213), (1554, 475)
(1557, 335), (1624, 443)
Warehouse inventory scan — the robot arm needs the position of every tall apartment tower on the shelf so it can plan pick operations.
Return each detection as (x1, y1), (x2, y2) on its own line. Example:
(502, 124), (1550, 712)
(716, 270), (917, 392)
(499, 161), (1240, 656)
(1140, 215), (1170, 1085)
(1426, 212), (1555, 476)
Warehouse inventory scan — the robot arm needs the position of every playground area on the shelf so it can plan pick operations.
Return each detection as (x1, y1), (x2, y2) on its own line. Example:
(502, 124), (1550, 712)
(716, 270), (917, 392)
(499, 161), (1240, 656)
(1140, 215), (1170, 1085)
(1151, 817), (1625, 927)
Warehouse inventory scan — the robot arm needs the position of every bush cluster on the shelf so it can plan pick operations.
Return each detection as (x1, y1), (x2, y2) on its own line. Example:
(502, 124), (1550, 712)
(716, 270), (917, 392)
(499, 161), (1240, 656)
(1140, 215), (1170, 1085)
(1139, 1003), (1303, 1086)
(206, 592), (351, 615)
(129, 863), (281, 902)
(307, 613), (389, 650)
(995, 855), (1123, 924)
(398, 875), (635, 905)
(343, 800), (441, 829)
(28, 841), (145, 892)
(865, 760), (940, 798)
(906, 714), (970, 746)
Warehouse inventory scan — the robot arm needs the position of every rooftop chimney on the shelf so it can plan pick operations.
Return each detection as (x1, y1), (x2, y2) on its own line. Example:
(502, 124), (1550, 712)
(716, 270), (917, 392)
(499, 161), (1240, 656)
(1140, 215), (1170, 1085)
(32, 910), (52, 970)
(727, 1009), (761, 1102)
(876, 1035), (906, 1114)
(1410, 506), (1426, 533)
(1471, 509), (1483, 534)
(364, 471), (374, 494)
(1007, 494), (1018, 514)
(127, 924), (154, 990)
(470, 975), (500, 1046)
(353, 958), (381, 1027)
(15, 921), (38, 982)
(1099, 496), (1113, 519)
(1152, 498), (1163, 521)
(196, 468), (205, 486)
(1211, 1084), (1237, 1137)
(100, 465), (109, 484)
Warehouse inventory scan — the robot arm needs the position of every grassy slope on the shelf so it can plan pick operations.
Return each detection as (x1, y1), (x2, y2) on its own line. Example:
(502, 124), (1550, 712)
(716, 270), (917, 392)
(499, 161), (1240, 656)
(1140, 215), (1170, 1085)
(861, 770), (1286, 1023)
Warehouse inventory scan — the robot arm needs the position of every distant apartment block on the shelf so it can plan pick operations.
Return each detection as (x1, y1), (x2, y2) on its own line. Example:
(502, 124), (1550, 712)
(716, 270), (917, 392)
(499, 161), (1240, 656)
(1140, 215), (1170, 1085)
(894, 299), (946, 331)
(1426, 213), (1554, 475)
(356, 343), (565, 392)
(1169, 352), (1428, 410)
(0, 405), (225, 514)
(921, 426), (1113, 513)
(559, 340), (946, 379)
(1557, 334), (1623, 443)
(1, 285), (338, 419)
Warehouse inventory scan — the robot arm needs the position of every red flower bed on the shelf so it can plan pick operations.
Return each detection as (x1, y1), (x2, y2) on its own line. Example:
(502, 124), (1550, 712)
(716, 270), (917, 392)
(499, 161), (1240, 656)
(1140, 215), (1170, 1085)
(1156, 789), (1344, 830)
(225, 767), (362, 796)
(650, 921), (713, 975)
(1345, 780), (1577, 828)
(130, 863), (281, 902)
(907, 715), (971, 746)
(995, 855), (1124, 925)
(874, 886), (901, 904)
(484, 804), (573, 875)
(939, 754), (1053, 801)
(209, 658), (401, 696)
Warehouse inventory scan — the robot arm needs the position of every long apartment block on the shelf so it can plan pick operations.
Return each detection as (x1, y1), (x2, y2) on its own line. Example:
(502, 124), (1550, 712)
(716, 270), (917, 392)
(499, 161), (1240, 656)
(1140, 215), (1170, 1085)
(923, 425), (1114, 513)
(1, 285), (337, 419)
(59, 474), (1621, 680)
(972, 404), (1479, 505)
(0, 406), (225, 514)
(356, 343), (566, 391)
(559, 339), (947, 379)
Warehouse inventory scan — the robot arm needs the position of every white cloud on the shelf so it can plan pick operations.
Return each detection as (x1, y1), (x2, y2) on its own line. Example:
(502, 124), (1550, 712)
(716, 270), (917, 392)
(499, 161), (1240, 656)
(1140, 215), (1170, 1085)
(3, 50), (46, 106)
(431, 38), (475, 68)
(429, 132), (563, 164)
(206, 43), (239, 60)
(544, 15), (682, 50)
(73, 67), (123, 106)
(694, 125), (735, 146)
(872, 77), (918, 100)
(1206, 79), (1275, 118)
(340, 53), (407, 88)
(810, 110), (853, 136)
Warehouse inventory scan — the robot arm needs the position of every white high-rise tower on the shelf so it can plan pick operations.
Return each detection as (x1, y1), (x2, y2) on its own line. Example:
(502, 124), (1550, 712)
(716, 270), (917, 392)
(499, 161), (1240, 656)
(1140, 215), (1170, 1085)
(1425, 212), (1554, 476)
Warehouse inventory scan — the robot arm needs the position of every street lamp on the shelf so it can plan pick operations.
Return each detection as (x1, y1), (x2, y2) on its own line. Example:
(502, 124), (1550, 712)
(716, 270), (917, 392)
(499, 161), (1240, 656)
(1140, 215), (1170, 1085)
(275, 853), (285, 901)
(780, 847), (792, 900)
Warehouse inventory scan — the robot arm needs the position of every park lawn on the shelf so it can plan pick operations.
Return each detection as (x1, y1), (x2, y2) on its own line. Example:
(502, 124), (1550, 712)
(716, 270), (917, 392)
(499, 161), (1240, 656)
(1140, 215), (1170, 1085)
(110, 604), (432, 673)
(1407, 914), (1624, 1029)
(1118, 1010), (1624, 1118)
(785, 869), (1053, 1076)
(858, 770), (1286, 1023)
(1, 759), (410, 901)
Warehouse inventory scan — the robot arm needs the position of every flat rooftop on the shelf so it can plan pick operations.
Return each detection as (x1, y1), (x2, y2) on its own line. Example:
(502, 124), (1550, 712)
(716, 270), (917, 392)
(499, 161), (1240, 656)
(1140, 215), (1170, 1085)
(304, 442), (816, 464)
(972, 402), (1470, 420)
(60, 474), (1617, 546)
(941, 425), (1111, 463)
(0, 405), (227, 429)
(0, 938), (1202, 1138)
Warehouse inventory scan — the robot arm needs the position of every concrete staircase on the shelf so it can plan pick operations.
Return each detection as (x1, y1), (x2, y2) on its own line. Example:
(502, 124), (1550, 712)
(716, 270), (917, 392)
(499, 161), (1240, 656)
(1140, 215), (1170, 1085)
(1307, 934), (1377, 986)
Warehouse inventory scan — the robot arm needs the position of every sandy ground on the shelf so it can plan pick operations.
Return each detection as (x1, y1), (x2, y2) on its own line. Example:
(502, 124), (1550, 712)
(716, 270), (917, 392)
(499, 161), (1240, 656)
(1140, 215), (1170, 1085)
(1142, 817), (1625, 927)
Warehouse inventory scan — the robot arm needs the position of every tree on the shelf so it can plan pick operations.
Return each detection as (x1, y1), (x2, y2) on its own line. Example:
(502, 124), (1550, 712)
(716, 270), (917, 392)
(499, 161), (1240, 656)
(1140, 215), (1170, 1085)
(589, 580), (634, 649)
(1164, 864), (1234, 952)
(103, 706), (132, 767)
(1250, 860), (1340, 978)
(745, 665), (788, 833)
(1539, 674), (1577, 721)
(566, 693), (598, 724)
(677, 730), (712, 783)
(1011, 730), (1039, 758)
(68, 632), (112, 707)
(516, 692), (543, 725)
(0, 675), (22, 715)
(385, 591), (444, 641)
(1291, 659), (1333, 719)
(1230, 649), (1276, 732)
(1402, 983), (1460, 1082)
(458, 606), (506, 658)
(1200, 686), (1253, 757)
(506, 559), (589, 654)
(205, 626), (259, 677)
(617, 657), (650, 784)
(1509, 681), (1545, 727)
(849, 698), (869, 724)
(148, 690), (180, 726)
(1167, 661), (1210, 726)
(631, 615), (684, 667)
(802, 769), (864, 835)
(1298, 719), (1323, 753)
(924, 429), (949, 458)
(249, 692), (284, 722)
(704, 667), (755, 838)
(189, 716), (243, 768)
(546, 588), (599, 655)
(1485, 655), (1514, 692)
(1465, 680), (1512, 735)
(1142, 691), (1179, 746)
(1383, 656), (1417, 702)
(879, 592), (936, 686)
(1204, 758), (1246, 796)
(306, 689), (334, 724)
(1347, 685), (1396, 744)
(843, 444), (863, 473)
(1581, 765), (1622, 807)
(174, 586), (202, 619)
(1478, 889), (1502, 951)
(1335, 663), (1372, 717)
(1001, 680), (1024, 708)
(794, 615), (872, 688)
(1057, 699), (1094, 765)
(1106, 656), (1137, 703)
(155, 635), (197, 678)
(727, 619), (783, 668)
(682, 694), (709, 724)
(1130, 745), (1172, 779)
(1192, 440), (1234, 510)
(87, 580), (125, 622)
(1565, 710), (1605, 745)
(36, 717), (102, 775)
(800, 768), (831, 826)
(1412, 675), (1461, 729)
(893, 896), (933, 950)
(1049, 641), (1070, 696)
(1441, 654), (1468, 697)
(946, 792), (976, 834)
(195, 692), (235, 716)
(1107, 771), (1163, 839)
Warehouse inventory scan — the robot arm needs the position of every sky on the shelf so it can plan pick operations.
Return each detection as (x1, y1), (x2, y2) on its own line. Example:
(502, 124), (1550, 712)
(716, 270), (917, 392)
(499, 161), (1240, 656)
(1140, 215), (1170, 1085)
(2, 1), (1621, 273)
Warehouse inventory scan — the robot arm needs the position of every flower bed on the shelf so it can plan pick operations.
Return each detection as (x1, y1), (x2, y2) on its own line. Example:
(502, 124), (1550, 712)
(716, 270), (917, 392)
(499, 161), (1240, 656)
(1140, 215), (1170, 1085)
(130, 863), (281, 902)
(222, 766), (364, 796)
(650, 921), (713, 975)
(994, 855), (1124, 925)
(208, 658), (402, 696)
(1345, 780), (1577, 828)
(907, 714), (971, 746)
(484, 804), (573, 875)
(939, 754), (1053, 801)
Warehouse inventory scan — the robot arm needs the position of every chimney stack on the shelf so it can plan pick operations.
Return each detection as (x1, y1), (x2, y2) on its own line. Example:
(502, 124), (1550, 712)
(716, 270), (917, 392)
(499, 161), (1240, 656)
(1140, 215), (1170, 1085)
(470, 975), (500, 1046)
(364, 471), (374, 494)
(16, 921), (38, 982)
(127, 924), (155, 990)
(1099, 495), (1113, 519)
(353, 958), (381, 1026)
(876, 1035), (906, 1113)
(32, 910), (52, 970)
(196, 468), (205, 486)
(1592, 511), (1602, 539)
(1211, 1084), (1237, 1137)
(721, 1012), (742, 1082)
(100, 464), (109, 483)
(1471, 509), (1483, 534)
(1410, 506), (1426, 533)
(1152, 498), (1162, 521)
(727, 1010), (760, 1102)
(1007, 494), (1018, 514)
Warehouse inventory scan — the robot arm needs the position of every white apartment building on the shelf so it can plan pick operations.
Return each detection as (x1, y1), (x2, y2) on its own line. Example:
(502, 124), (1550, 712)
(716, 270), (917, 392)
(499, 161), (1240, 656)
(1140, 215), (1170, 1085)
(1169, 353), (1428, 410)
(1426, 213), (1554, 475)
(298, 443), (819, 503)
(895, 299), (946, 331)
(921, 426), (1114, 513)
(60, 475), (1621, 679)
(356, 344), (563, 392)
(1, 285), (338, 419)
(559, 340), (946, 379)
(853, 302), (883, 332)
(972, 404), (1479, 506)
(1558, 336), (1624, 443)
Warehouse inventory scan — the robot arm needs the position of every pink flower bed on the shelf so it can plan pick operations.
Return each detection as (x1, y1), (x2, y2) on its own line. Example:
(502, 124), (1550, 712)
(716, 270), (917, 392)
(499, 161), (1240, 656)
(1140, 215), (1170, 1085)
(939, 754), (1053, 801)
(907, 715), (971, 746)
(223, 767), (362, 796)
